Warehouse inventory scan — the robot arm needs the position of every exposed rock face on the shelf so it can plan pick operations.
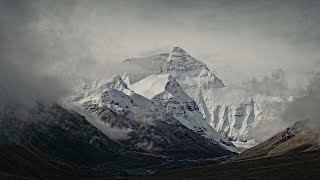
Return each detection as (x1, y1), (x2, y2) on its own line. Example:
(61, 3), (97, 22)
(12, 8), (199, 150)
(74, 75), (238, 158)
(240, 120), (320, 159)
(0, 104), (166, 177)
(130, 74), (236, 152)
(77, 75), (237, 155)
(122, 47), (290, 146)
(123, 47), (225, 88)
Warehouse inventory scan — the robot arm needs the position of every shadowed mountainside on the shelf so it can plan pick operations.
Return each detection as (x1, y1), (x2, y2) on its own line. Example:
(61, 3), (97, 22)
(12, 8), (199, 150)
(126, 151), (320, 180)
(124, 121), (320, 180)
(238, 120), (320, 159)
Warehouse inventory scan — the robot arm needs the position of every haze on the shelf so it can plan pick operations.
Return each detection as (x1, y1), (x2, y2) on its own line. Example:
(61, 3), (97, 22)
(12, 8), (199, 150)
(1, 0), (320, 132)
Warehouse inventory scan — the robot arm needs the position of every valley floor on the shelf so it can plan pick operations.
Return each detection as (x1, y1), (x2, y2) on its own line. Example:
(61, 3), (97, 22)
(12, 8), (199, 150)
(1, 145), (319, 179)
(125, 151), (320, 180)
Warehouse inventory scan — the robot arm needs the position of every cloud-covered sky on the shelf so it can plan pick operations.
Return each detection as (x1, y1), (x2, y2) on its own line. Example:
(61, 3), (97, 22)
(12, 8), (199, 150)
(1, 0), (320, 107)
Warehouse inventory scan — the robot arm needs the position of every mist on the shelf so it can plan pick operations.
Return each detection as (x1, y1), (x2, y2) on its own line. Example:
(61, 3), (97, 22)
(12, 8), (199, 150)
(241, 68), (290, 96)
(1, 0), (320, 105)
(1, 0), (320, 143)
(251, 71), (320, 142)
(0, 0), (141, 109)
(282, 72), (320, 127)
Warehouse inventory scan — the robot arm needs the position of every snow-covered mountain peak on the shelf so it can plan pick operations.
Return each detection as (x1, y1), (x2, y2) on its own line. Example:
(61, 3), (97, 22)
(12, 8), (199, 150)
(129, 74), (192, 102)
(129, 74), (172, 99)
(121, 47), (225, 89)
(129, 74), (239, 152)
(119, 47), (290, 148)
(164, 47), (209, 75)
(168, 46), (190, 59)
(101, 75), (134, 95)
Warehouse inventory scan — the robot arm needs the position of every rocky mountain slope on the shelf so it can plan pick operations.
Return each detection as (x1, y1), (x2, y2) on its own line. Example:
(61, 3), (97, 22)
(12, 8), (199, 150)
(124, 121), (320, 180)
(0, 102), (239, 178)
(128, 151), (320, 180)
(0, 104), (167, 177)
(0, 69), (238, 177)
(239, 120), (320, 159)
(0, 144), (74, 179)
(73, 75), (238, 157)
(130, 74), (235, 151)
(123, 47), (290, 146)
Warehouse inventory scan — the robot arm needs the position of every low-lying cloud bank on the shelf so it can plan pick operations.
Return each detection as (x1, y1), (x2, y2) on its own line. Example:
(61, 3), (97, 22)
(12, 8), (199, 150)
(282, 72), (320, 127)
(1, 1), (320, 144)
(241, 68), (290, 96)
(251, 71), (320, 142)
(0, 0), (141, 111)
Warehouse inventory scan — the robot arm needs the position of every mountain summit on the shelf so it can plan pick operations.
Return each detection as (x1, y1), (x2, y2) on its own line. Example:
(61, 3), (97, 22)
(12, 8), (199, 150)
(73, 73), (238, 157)
(122, 47), (290, 148)
(168, 46), (190, 58)
(123, 47), (225, 88)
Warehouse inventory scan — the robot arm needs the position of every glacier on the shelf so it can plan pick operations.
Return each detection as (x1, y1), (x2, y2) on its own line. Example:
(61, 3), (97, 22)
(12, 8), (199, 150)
(72, 73), (239, 156)
(122, 47), (291, 148)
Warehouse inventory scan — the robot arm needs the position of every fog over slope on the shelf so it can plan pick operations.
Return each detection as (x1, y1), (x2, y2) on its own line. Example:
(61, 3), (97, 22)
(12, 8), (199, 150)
(250, 72), (320, 143)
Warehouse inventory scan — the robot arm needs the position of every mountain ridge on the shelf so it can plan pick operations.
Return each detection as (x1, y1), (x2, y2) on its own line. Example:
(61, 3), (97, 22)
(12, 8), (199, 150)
(129, 73), (237, 152)
(235, 120), (320, 160)
(73, 74), (238, 157)
(122, 47), (291, 148)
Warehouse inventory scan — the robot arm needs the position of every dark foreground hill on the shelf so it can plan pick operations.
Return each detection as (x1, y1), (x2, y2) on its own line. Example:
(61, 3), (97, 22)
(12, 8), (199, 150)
(0, 144), (72, 179)
(0, 104), (234, 179)
(126, 150), (320, 180)
(1, 106), (319, 180)
(125, 121), (320, 180)
(239, 120), (320, 159)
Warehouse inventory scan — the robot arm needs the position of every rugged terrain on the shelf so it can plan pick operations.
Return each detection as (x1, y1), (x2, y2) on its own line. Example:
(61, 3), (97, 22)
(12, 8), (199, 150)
(128, 151), (320, 180)
(0, 47), (316, 179)
(236, 120), (320, 159)
(122, 47), (291, 145)
(0, 105), (168, 178)
(126, 121), (320, 180)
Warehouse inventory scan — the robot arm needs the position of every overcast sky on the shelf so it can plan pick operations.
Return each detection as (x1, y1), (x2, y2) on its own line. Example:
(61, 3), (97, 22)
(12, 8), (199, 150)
(1, 0), (320, 106)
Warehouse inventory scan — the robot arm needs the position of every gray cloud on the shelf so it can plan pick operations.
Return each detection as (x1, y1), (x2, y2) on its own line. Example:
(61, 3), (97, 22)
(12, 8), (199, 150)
(0, 0), (141, 110)
(250, 70), (320, 142)
(0, 0), (66, 109)
(1, 0), (319, 112)
(241, 68), (290, 96)
(282, 72), (320, 126)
